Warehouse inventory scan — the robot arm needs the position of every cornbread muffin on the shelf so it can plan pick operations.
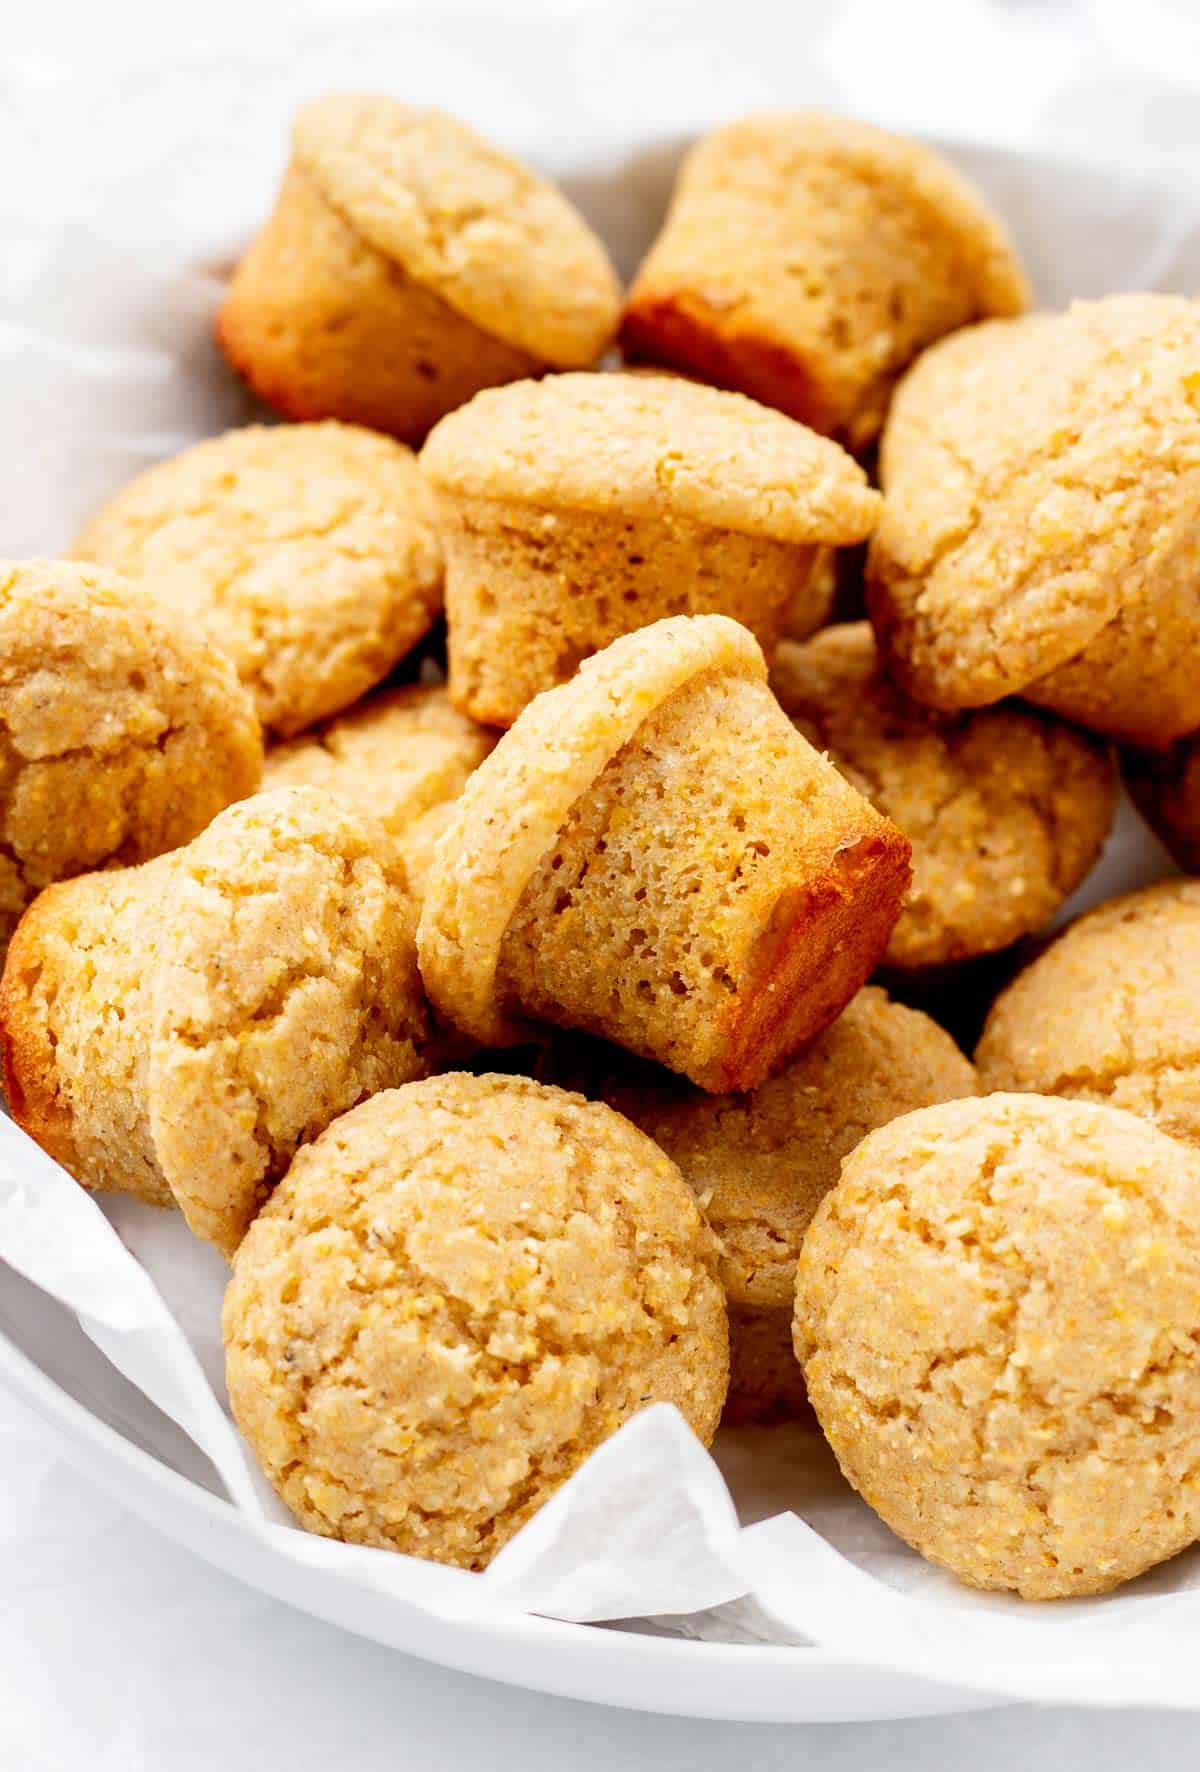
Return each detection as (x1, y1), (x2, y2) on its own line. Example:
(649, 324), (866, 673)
(421, 373), (879, 726)
(222, 1073), (728, 1567)
(263, 683), (495, 901)
(796, 1094), (1200, 1598)
(419, 615), (910, 1092)
(74, 423), (443, 737)
(218, 95), (621, 441)
(771, 624), (1117, 970)
(976, 882), (1200, 1151)
(0, 787), (428, 1252)
(1124, 735), (1200, 873)
(621, 112), (1028, 450)
(867, 295), (1200, 746)
(0, 560), (262, 957)
(610, 986), (977, 1422)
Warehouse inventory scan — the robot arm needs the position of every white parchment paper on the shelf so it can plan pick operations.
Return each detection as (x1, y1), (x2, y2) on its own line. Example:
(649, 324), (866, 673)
(4, 24), (1200, 1710)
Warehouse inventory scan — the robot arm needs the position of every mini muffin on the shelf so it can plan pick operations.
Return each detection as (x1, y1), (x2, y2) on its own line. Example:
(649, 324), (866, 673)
(781, 545), (838, 644)
(218, 95), (621, 441)
(797, 1094), (1200, 1598)
(418, 615), (910, 1093)
(0, 787), (428, 1253)
(74, 423), (443, 737)
(609, 987), (977, 1423)
(621, 112), (1029, 451)
(421, 372), (879, 726)
(867, 295), (1200, 747)
(976, 881), (1200, 1151)
(0, 560), (261, 957)
(222, 1073), (728, 1567)
(771, 624), (1117, 970)
(1124, 735), (1200, 873)
(263, 682), (495, 902)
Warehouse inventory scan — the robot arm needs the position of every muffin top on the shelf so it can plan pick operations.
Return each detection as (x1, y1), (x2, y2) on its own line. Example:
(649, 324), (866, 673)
(420, 372), (880, 544)
(147, 786), (428, 1255)
(1124, 734), (1200, 874)
(796, 1093), (1200, 1598)
(976, 880), (1200, 1154)
(292, 95), (621, 366)
(418, 613), (766, 1044)
(867, 294), (1200, 710)
(0, 560), (262, 946)
(74, 422), (444, 736)
(607, 986), (977, 1309)
(222, 1073), (728, 1568)
(264, 682), (495, 849)
(655, 110), (1029, 319)
(771, 623), (1116, 970)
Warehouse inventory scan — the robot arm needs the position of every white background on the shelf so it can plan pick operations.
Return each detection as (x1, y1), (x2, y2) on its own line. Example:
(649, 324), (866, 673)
(5, 0), (1200, 1763)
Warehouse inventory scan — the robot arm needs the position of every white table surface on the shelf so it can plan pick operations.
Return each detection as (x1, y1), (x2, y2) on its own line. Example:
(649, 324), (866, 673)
(6, 0), (1200, 1763)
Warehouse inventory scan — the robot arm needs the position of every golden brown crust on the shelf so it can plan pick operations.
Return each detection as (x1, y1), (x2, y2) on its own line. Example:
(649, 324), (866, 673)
(292, 96), (621, 366)
(489, 653), (911, 1093)
(217, 165), (543, 442)
(975, 880), (1200, 1153)
(222, 1073), (727, 1567)
(796, 1094), (1200, 1598)
(771, 624), (1117, 969)
(866, 295), (1200, 745)
(0, 560), (262, 959)
(622, 112), (1028, 448)
(75, 425), (444, 737)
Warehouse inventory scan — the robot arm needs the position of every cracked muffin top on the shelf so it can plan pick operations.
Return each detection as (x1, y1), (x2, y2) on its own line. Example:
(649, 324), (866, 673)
(293, 95), (621, 366)
(771, 623), (1116, 970)
(975, 880), (1200, 1153)
(797, 1092), (1200, 1597)
(74, 422), (444, 736)
(0, 559), (261, 955)
(420, 371), (880, 544)
(867, 295), (1200, 717)
(222, 1072), (728, 1567)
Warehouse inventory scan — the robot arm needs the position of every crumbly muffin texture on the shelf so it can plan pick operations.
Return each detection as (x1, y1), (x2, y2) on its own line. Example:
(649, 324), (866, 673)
(222, 1074), (728, 1567)
(75, 423), (444, 737)
(976, 881), (1200, 1154)
(0, 559), (261, 958)
(1, 787), (429, 1254)
(867, 295), (1200, 745)
(771, 624), (1117, 970)
(263, 682), (495, 899)
(797, 1094), (1200, 1598)
(621, 111), (1028, 448)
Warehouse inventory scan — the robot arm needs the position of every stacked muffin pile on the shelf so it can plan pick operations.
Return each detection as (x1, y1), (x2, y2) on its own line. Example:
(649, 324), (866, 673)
(6, 96), (1200, 1602)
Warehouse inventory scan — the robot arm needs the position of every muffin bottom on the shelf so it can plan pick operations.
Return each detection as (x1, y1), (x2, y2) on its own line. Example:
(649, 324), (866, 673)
(218, 164), (542, 443)
(442, 494), (820, 726)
